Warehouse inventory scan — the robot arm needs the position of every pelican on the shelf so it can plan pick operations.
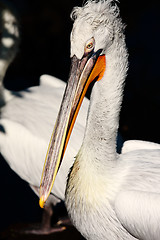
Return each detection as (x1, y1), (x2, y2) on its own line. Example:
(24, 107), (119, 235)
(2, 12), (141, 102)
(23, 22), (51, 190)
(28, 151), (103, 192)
(40, 0), (160, 239)
(0, 2), (89, 233)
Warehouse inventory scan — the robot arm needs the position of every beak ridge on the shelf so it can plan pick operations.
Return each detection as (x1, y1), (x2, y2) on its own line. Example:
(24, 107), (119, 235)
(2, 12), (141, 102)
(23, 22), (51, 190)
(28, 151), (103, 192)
(39, 50), (106, 207)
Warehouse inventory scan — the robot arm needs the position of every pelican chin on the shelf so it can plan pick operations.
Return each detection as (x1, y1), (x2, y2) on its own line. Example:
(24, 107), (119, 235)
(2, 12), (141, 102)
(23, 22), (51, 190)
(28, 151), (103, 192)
(39, 43), (106, 207)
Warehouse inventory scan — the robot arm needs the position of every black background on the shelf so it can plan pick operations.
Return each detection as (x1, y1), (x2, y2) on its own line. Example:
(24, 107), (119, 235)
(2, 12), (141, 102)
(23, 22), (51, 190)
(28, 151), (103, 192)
(0, 0), (160, 237)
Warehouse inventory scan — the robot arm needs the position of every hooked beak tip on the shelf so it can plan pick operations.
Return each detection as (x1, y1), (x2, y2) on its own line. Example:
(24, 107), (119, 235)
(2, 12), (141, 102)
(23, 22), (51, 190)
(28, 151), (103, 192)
(39, 196), (45, 208)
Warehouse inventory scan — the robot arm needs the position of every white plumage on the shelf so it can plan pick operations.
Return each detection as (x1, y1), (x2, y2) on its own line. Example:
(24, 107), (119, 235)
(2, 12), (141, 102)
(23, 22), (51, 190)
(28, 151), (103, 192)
(0, 75), (88, 197)
(0, 75), (88, 198)
(39, 1), (160, 239)
(122, 140), (160, 154)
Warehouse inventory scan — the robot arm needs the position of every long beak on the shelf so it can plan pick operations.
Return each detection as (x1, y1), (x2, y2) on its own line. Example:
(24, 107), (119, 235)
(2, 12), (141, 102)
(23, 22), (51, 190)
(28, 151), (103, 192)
(39, 50), (106, 208)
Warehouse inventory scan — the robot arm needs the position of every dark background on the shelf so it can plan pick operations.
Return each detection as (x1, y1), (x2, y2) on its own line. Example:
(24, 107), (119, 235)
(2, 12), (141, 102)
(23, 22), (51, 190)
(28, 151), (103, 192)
(0, 0), (160, 238)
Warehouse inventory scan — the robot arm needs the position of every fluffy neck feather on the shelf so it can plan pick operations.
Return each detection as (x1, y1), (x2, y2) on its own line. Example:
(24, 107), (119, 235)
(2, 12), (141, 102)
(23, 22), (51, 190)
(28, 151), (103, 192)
(79, 35), (128, 168)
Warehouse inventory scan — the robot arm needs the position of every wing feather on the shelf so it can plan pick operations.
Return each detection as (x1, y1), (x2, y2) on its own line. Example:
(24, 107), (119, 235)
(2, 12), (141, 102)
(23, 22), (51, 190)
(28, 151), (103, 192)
(122, 140), (160, 154)
(115, 190), (160, 240)
(40, 74), (65, 88)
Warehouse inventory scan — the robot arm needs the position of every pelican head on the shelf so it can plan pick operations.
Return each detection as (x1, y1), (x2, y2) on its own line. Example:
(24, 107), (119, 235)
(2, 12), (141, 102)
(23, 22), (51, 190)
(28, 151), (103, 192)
(39, 0), (126, 208)
(70, 0), (123, 58)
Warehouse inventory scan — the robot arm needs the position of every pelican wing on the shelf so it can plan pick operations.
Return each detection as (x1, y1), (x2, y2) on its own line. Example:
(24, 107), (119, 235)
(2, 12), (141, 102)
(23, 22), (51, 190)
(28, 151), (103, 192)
(0, 74), (89, 201)
(0, 119), (47, 186)
(122, 140), (160, 154)
(115, 190), (160, 240)
(40, 74), (65, 88)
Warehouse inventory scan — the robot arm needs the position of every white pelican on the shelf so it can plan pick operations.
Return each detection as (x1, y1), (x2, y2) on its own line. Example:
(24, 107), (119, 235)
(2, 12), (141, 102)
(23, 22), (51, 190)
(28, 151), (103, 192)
(0, 2), (89, 233)
(40, 0), (160, 239)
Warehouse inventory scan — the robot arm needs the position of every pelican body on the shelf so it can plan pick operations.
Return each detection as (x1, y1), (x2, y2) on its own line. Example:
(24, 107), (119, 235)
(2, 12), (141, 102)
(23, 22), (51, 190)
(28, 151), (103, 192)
(39, 1), (160, 239)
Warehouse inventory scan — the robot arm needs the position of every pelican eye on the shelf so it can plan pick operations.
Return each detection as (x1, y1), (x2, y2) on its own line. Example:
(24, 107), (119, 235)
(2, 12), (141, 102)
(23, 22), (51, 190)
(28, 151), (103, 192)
(85, 37), (95, 53)
(87, 43), (93, 49)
